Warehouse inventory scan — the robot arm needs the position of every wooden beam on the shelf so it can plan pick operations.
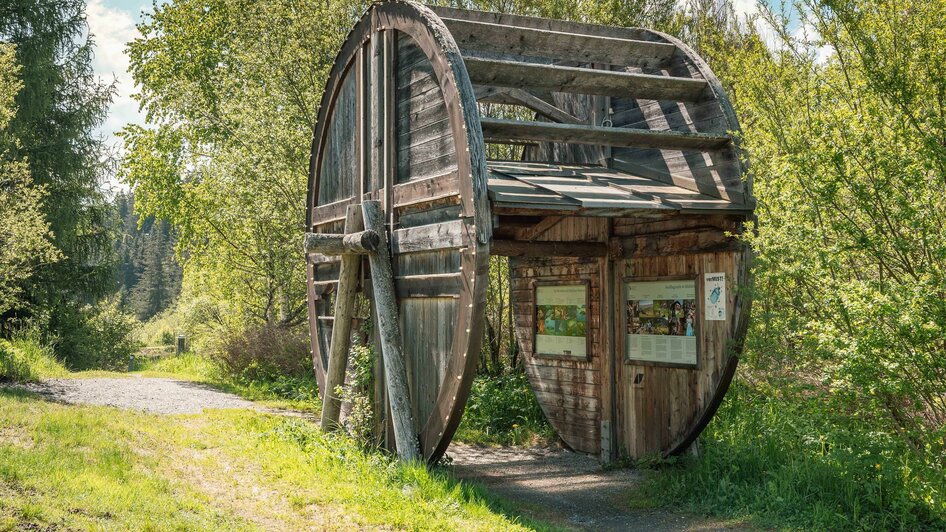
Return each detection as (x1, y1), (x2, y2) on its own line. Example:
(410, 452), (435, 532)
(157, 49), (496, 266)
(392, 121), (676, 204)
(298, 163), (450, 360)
(492, 88), (581, 124)
(320, 206), (363, 431)
(441, 17), (676, 67)
(391, 219), (467, 254)
(480, 118), (730, 151)
(362, 200), (420, 462)
(490, 239), (607, 257)
(516, 216), (564, 241)
(304, 230), (380, 255)
(464, 57), (709, 101)
(310, 198), (355, 227)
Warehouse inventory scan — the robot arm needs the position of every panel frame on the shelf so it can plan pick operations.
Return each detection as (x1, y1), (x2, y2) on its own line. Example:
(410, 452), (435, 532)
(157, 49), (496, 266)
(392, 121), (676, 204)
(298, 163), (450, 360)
(530, 279), (593, 362)
(620, 274), (702, 370)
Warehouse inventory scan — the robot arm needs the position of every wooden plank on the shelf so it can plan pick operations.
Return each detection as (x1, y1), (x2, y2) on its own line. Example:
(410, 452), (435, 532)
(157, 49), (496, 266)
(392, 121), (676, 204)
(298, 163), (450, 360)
(491, 239), (607, 257)
(464, 57), (709, 101)
(441, 17), (676, 67)
(480, 118), (730, 151)
(392, 170), (460, 207)
(391, 219), (467, 254)
(430, 6), (658, 43)
(362, 200), (420, 462)
(395, 273), (463, 298)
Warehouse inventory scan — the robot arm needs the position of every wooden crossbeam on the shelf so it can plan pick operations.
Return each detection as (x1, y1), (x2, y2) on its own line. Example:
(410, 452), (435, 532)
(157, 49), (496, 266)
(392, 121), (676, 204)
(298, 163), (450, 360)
(441, 17), (676, 67)
(464, 57), (709, 101)
(304, 230), (380, 255)
(483, 88), (581, 124)
(480, 118), (730, 151)
(490, 239), (608, 257)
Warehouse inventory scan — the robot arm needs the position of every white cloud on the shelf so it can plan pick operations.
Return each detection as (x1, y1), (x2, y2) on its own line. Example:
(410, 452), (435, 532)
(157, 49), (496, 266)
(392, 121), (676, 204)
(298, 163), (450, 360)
(86, 0), (143, 148)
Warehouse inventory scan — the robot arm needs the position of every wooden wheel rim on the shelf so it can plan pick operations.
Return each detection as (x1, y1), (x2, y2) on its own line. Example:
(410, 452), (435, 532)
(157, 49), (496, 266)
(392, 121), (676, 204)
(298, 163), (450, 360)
(305, 1), (489, 463)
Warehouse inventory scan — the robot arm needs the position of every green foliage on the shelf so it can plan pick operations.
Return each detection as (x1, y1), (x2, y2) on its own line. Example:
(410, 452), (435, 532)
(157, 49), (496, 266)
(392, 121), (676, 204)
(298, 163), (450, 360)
(640, 382), (946, 529)
(456, 372), (553, 446)
(725, 0), (946, 459)
(136, 307), (185, 347)
(56, 300), (141, 371)
(0, 330), (68, 383)
(112, 191), (183, 321)
(121, 0), (366, 329)
(0, 0), (116, 356)
(0, 44), (61, 319)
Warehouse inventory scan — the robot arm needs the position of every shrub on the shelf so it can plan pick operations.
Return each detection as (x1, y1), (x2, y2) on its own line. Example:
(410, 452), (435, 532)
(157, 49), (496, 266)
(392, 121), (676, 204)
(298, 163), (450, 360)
(457, 371), (552, 445)
(215, 322), (310, 382)
(0, 329), (67, 382)
(640, 381), (946, 530)
(56, 300), (142, 371)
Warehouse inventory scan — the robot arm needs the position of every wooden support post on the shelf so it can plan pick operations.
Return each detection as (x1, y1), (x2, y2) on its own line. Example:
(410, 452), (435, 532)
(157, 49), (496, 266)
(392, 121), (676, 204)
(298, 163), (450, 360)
(362, 200), (420, 462)
(320, 205), (365, 431)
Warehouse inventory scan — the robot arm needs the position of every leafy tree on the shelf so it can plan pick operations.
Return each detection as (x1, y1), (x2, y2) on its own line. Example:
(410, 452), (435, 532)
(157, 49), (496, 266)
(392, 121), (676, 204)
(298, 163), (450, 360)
(727, 0), (946, 454)
(0, 43), (60, 319)
(0, 0), (115, 360)
(122, 0), (366, 332)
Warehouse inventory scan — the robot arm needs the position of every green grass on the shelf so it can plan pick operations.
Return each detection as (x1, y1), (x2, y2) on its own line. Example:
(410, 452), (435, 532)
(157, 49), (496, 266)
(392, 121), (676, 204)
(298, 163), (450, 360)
(454, 372), (555, 447)
(0, 388), (552, 531)
(0, 337), (69, 383)
(635, 380), (946, 530)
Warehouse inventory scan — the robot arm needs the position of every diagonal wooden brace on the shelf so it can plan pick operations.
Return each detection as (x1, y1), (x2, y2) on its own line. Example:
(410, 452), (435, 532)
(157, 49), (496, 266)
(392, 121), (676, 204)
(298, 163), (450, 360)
(318, 205), (366, 431)
(362, 200), (420, 462)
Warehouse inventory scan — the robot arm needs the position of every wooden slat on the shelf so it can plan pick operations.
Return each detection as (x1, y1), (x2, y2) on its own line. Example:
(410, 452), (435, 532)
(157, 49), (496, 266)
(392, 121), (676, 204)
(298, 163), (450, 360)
(464, 57), (709, 101)
(392, 170), (460, 207)
(391, 219), (467, 254)
(442, 17), (676, 67)
(480, 118), (730, 151)
(431, 6), (657, 43)
(395, 273), (463, 298)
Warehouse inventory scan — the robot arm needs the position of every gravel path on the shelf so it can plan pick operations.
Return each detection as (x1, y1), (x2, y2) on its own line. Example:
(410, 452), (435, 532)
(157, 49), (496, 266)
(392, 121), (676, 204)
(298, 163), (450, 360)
(448, 443), (742, 531)
(18, 377), (260, 414)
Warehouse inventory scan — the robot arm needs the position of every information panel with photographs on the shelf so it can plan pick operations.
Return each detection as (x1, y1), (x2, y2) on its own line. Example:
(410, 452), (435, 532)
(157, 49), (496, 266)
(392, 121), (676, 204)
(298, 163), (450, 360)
(625, 279), (698, 366)
(534, 283), (588, 358)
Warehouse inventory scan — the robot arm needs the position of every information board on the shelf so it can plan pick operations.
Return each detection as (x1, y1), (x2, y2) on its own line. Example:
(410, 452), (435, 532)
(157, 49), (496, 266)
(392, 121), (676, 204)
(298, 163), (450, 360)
(534, 283), (588, 358)
(625, 279), (698, 366)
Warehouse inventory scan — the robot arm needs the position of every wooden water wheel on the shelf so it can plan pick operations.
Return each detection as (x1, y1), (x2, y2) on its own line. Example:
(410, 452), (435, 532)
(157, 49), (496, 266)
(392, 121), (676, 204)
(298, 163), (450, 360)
(305, 1), (489, 463)
(306, 2), (754, 464)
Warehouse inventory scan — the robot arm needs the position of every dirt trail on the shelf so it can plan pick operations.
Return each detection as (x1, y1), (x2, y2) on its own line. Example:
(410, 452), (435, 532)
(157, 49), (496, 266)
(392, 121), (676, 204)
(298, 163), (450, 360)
(19, 376), (259, 414)
(448, 443), (742, 531)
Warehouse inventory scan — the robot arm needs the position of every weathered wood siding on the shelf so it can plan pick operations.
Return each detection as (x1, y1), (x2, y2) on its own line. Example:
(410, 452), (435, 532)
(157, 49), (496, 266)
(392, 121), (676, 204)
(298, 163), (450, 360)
(318, 72), (357, 205)
(612, 216), (746, 457)
(510, 217), (607, 453)
(396, 35), (457, 183)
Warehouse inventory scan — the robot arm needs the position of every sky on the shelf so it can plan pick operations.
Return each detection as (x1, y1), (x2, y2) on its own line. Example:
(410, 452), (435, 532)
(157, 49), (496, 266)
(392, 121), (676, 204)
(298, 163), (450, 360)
(86, 0), (149, 154)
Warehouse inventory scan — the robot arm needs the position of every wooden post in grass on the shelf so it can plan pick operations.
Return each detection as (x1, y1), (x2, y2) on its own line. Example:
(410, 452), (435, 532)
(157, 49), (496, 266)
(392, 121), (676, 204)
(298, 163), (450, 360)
(361, 200), (420, 462)
(318, 205), (367, 431)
